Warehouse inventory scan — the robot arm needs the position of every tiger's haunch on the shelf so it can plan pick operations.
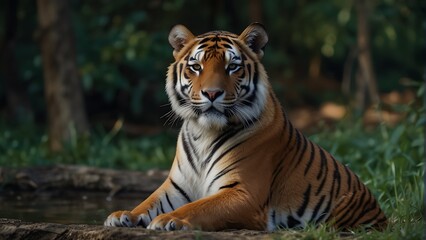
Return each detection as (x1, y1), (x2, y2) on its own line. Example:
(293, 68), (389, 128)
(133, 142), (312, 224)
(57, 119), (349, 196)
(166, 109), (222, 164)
(104, 23), (387, 231)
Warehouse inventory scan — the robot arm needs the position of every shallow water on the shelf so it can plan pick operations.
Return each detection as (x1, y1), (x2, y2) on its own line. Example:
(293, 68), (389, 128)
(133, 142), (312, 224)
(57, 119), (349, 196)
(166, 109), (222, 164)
(0, 191), (149, 225)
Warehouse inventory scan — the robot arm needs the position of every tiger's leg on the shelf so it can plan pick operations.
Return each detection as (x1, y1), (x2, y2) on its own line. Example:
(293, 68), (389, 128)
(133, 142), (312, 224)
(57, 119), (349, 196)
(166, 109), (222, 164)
(104, 179), (189, 227)
(147, 187), (265, 231)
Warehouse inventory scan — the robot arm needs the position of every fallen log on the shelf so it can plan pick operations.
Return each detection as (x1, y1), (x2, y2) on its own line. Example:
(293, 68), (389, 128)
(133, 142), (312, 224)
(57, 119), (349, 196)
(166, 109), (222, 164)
(0, 218), (294, 240)
(0, 165), (167, 196)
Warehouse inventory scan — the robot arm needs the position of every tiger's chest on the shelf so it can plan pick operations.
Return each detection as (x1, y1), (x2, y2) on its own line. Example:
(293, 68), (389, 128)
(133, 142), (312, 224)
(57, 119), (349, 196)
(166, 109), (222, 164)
(170, 122), (247, 199)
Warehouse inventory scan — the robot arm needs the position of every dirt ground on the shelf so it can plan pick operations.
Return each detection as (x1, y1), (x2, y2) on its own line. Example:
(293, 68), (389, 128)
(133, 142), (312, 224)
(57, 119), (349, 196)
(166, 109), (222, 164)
(0, 218), (315, 240)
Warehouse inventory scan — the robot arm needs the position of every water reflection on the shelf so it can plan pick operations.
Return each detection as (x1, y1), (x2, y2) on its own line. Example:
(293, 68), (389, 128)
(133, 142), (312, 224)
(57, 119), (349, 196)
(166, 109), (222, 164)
(0, 191), (149, 225)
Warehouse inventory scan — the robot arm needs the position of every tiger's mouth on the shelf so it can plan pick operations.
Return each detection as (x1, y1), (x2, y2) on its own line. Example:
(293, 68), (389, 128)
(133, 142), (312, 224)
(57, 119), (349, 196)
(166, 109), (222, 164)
(203, 107), (223, 116)
(195, 106), (229, 129)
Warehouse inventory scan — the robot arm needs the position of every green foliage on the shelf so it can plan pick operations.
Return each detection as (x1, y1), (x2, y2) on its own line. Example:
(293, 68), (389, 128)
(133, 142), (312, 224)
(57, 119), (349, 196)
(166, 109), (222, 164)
(0, 0), (424, 121)
(0, 125), (176, 170)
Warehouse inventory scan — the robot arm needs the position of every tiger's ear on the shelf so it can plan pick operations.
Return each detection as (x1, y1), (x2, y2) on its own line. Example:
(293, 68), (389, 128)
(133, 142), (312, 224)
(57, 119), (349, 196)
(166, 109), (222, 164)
(169, 25), (195, 59)
(238, 23), (268, 59)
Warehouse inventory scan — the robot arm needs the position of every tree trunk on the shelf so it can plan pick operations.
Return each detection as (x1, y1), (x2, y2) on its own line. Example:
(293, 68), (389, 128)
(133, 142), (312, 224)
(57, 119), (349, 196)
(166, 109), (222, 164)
(249, 0), (263, 23)
(36, 0), (89, 152)
(1, 0), (34, 122)
(355, 0), (380, 110)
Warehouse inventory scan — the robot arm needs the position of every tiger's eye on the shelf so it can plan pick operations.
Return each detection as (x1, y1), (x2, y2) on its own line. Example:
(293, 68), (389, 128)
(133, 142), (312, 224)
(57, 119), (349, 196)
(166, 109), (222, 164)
(227, 63), (239, 71)
(191, 64), (202, 71)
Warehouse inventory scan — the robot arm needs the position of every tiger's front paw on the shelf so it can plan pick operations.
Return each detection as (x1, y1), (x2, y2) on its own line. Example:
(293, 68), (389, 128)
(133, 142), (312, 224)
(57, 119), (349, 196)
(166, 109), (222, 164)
(147, 214), (193, 231)
(104, 210), (150, 227)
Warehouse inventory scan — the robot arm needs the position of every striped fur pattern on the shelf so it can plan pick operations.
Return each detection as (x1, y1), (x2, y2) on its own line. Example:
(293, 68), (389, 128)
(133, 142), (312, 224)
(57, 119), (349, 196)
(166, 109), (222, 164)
(104, 23), (387, 231)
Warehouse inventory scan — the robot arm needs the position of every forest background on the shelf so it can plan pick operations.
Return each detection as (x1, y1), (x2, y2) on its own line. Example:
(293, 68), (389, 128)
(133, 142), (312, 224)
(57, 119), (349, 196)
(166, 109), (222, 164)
(1, 0), (424, 149)
(0, 0), (424, 238)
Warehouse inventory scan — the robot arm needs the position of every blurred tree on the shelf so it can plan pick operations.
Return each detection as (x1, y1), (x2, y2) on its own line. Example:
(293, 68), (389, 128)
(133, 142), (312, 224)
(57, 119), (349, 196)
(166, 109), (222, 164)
(1, 0), (33, 122)
(249, 0), (263, 23)
(37, 0), (89, 152)
(354, 0), (379, 110)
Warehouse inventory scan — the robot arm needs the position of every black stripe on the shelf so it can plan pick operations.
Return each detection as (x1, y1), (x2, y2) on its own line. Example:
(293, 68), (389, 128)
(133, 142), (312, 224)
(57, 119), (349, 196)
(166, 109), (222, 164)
(219, 181), (239, 189)
(197, 43), (208, 49)
(346, 191), (374, 227)
(240, 63), (252, 100)
(360, 206), (386, 225)
(183, 72), (189, 79)
(332, 158), (341, 197)
(311, 195), (326, 222)
(332, 192), (357, 223)
(328, 160), (337, 201)
(172, 64), (184, 106)
(316, 148), (328, 180)
(159, 200), (165, 214)
(316, 197), (332, 223)
(172, 63), (177, 86)
(203, 127), (243, 166)
(198, 37), (212, 44)
(222, 43), (233, 49)
(147, 209), (153, 221)
(358, 208), (384, 227)
(165, 192), (175, 211)
(206, 141), (245, 176)
(344, 165), (352, 191)
(271, 210), (276, 226)
(288, 121), (294, 144)
(221, 37), (233, 44)
(295, 130), (302, 154)
(185, 123), (199, 159)
(279, 112), (290, 143)
(181, 132), (199, 175)
(297, 184), (311, 217)
(315, 149), (329, 195)
(178, 63), (184, 85)
(338, 189), (367, 227)
(207, 166), (237, 191)
(304, 141), (316, 176)
(170, 178), (191, 203)
(295, 132), (308, 167)
(137, 217), (147, 227)
(241, 63), (259, 107)
(207, 156), (247, 191)
(356, 174), (362, 191)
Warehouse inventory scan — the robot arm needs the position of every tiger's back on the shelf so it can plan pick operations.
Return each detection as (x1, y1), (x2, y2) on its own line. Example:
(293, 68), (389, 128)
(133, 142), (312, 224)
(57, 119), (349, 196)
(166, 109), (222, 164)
(104, 23), (387, 231)
(264, 109), (387, 230)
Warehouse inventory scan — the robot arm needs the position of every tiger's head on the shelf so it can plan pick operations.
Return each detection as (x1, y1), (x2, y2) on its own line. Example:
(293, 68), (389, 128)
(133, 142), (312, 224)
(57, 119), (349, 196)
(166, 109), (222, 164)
(166, 23), (269, 130)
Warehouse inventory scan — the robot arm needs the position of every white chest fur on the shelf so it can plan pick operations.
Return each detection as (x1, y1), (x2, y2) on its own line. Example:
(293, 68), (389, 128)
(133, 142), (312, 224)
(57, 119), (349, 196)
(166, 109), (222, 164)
(169, 120), (250, 200)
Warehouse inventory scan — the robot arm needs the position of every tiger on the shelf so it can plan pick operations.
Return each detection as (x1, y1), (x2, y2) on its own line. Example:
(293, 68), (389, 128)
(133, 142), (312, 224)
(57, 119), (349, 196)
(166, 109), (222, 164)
(104, 23), (387, 231)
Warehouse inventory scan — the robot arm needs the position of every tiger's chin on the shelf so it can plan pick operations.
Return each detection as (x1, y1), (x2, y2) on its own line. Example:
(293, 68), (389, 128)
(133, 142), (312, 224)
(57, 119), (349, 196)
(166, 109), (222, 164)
(196, 112), (229, 130)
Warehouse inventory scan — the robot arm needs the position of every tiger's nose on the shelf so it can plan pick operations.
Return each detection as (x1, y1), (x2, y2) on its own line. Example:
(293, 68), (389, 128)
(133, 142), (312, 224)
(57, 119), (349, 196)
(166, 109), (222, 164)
(201, 89), (224, 102)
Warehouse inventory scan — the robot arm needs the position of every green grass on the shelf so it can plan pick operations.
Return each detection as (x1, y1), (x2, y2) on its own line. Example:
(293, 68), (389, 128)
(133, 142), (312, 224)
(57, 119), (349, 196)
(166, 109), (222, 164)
(0, 125), (177, 170)
(0, 94), (424, 239)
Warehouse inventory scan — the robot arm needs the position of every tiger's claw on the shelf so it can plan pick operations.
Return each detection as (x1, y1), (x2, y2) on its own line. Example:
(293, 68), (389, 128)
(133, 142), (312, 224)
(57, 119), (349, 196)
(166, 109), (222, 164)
(104, 210), (149, 227)
(147, 214), (192, 231)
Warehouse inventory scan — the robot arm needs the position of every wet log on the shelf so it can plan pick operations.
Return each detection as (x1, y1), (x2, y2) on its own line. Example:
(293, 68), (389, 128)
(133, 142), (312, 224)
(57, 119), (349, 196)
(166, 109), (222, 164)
(0, 218), (293, 240)
(0, 165), (168, 196)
